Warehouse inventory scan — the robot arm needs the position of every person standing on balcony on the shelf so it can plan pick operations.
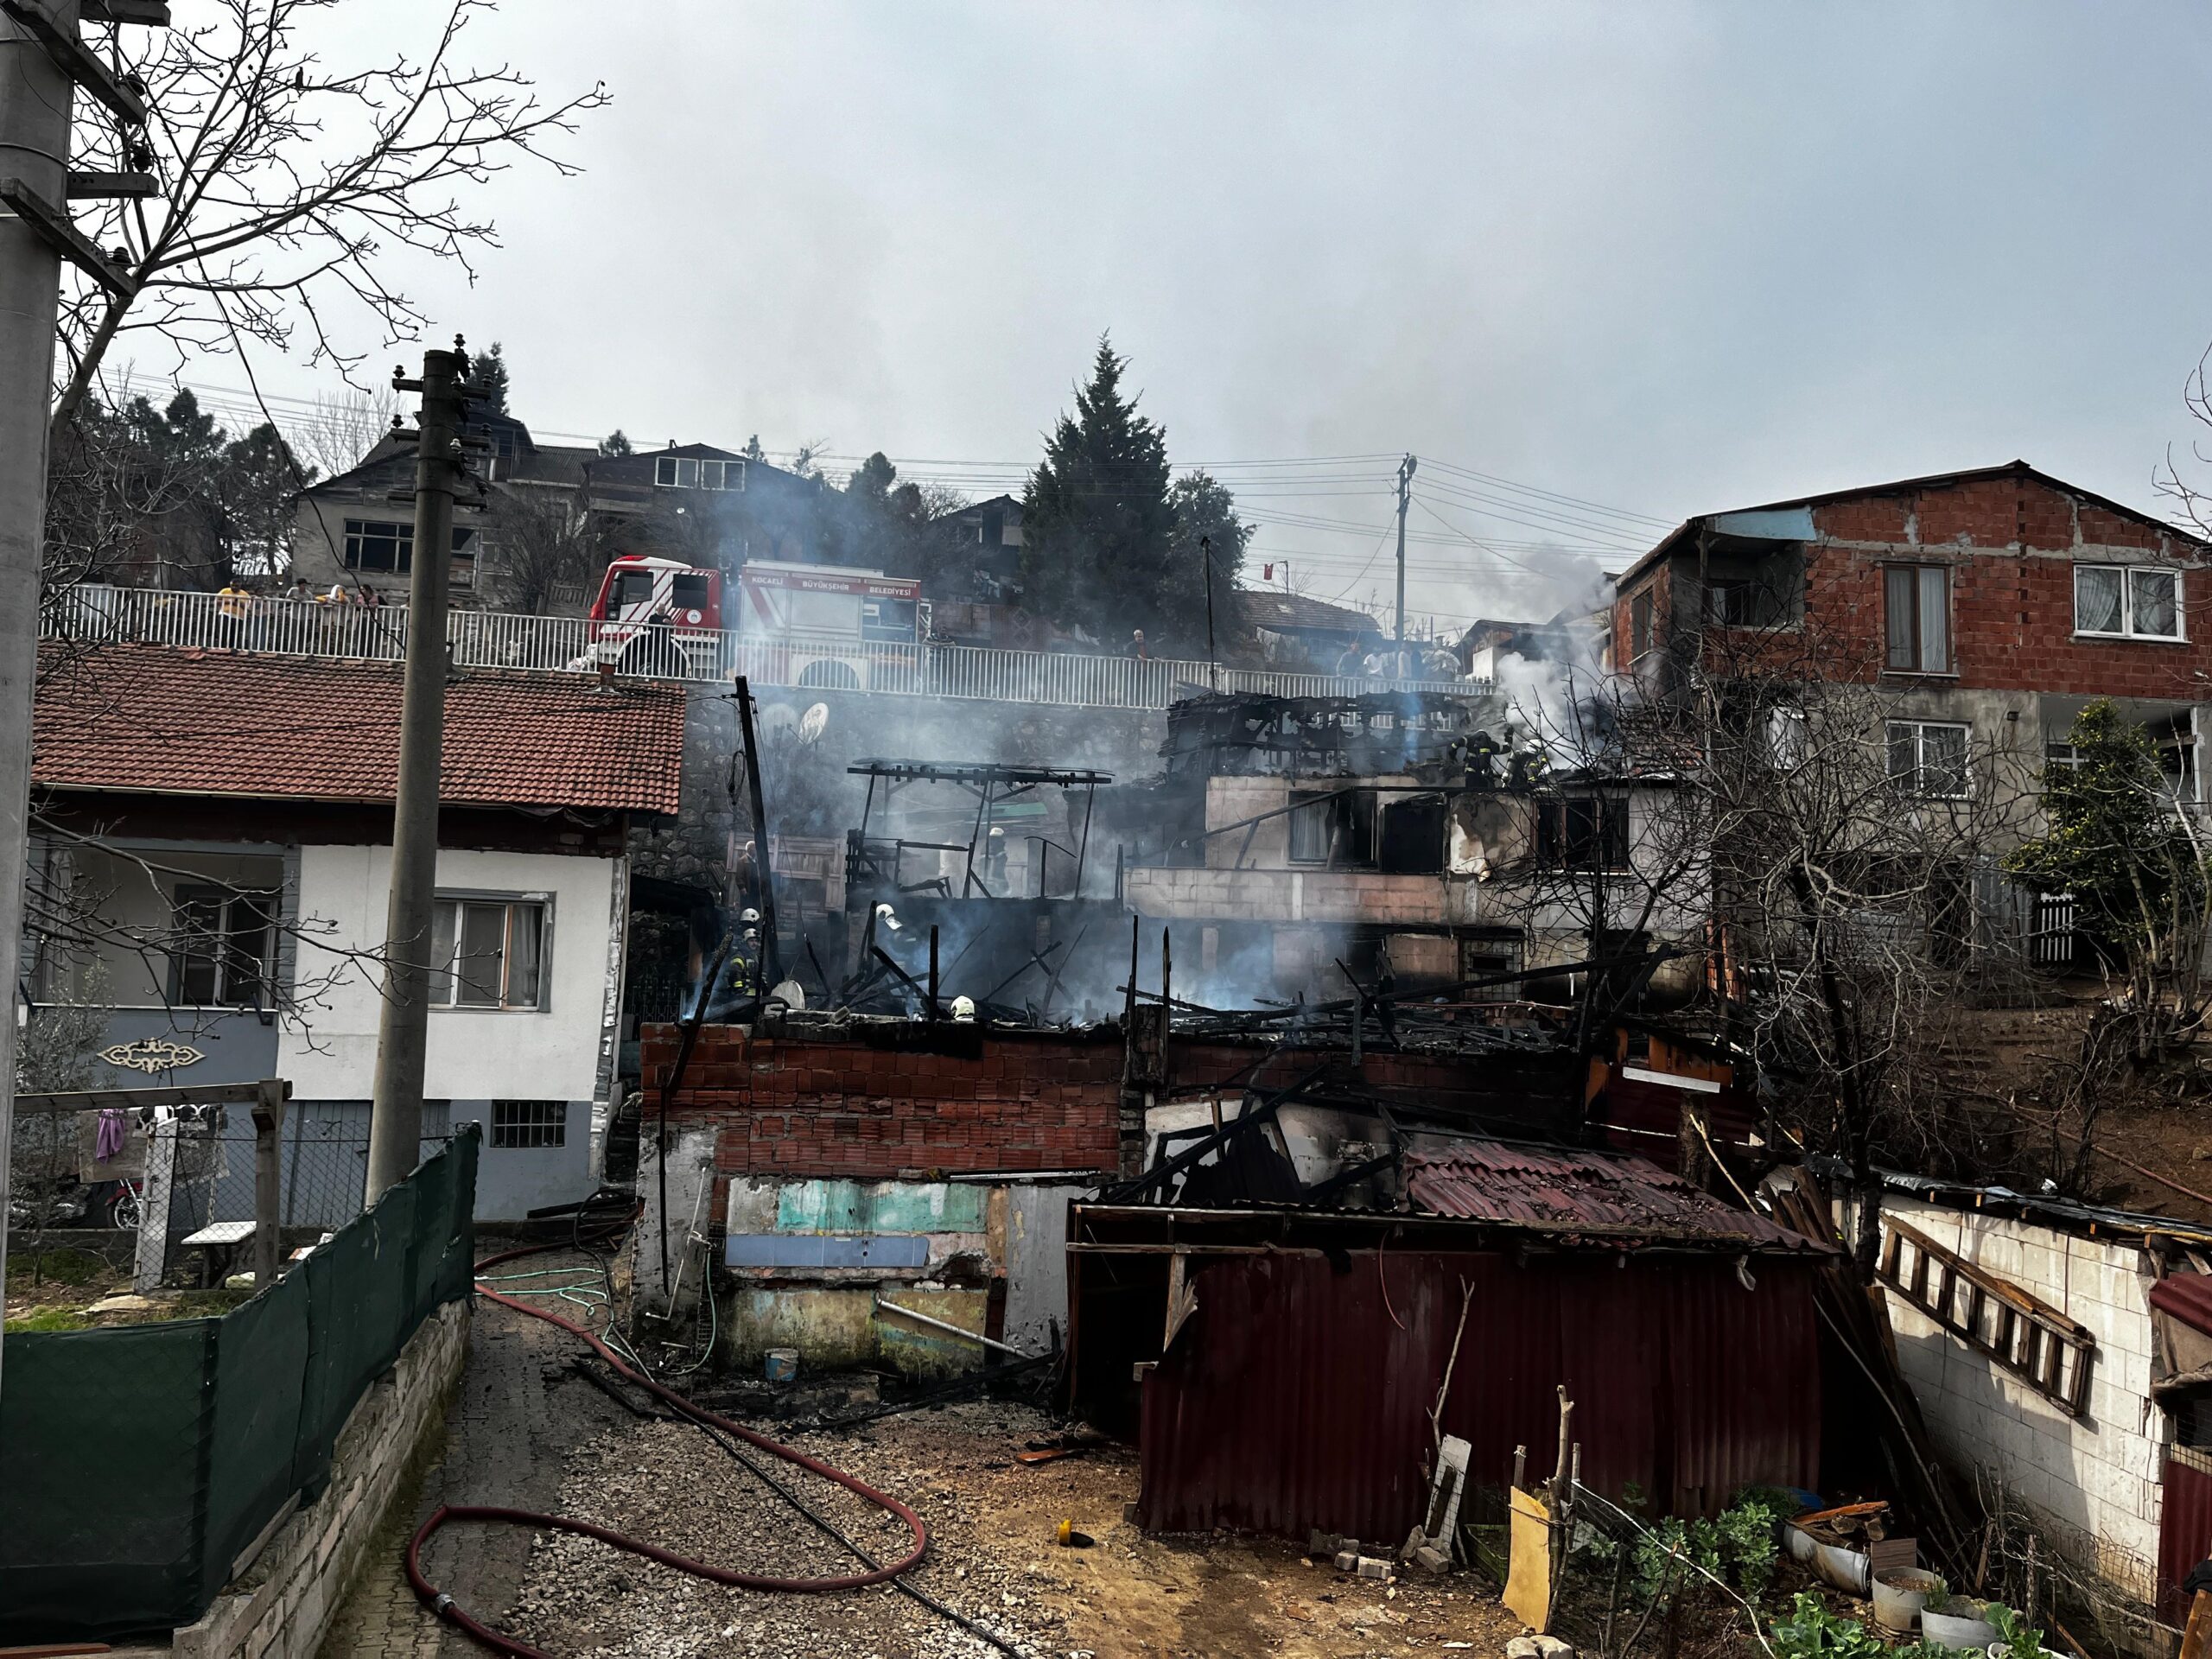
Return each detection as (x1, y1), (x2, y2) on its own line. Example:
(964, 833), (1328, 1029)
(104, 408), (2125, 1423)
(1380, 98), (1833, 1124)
(1127, 628), (1147, 660)
(217, 581), (252, 646)
(358, 583), (383, 611)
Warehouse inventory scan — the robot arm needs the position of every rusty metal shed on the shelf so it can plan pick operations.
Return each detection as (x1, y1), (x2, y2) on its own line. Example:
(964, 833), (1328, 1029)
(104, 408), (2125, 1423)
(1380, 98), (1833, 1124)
(1069, 1139), (1827, 1545)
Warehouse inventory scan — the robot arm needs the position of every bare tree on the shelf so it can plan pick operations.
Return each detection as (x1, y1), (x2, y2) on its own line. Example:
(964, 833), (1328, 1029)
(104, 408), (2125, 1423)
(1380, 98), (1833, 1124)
(483, 483), (606, 614)
(50, 0), (607, 429)
(296, 385), (404, 479)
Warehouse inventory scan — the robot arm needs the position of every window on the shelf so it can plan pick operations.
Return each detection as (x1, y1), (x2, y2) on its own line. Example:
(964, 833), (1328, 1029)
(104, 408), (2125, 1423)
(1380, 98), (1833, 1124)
(1886, 720), (1969, 798)
(654, 455), (743, 491)
(491, 1099), (567, 1148)
(1287, 790), (1374, 865)
(170, 885), (276, 1007)
(1535, 796), (1630, 869)
(429, 896), (548, 1009)
(1704, 550), (1803, 628)
(1629, 588), (1654, 658)
(2075, 564), (2182, 640)
(341, 519), (475, 575)
(1767, 706), (1808, 770)
(1884, 564), (1952, 672)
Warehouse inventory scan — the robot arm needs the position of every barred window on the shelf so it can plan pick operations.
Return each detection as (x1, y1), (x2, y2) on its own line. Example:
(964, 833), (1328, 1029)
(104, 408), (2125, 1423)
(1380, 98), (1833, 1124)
(491, 1100), (566, 1148)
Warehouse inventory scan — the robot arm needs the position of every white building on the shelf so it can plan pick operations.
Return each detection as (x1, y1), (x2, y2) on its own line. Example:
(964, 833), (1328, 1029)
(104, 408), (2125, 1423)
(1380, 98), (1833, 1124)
(26, 640), (688, 1222)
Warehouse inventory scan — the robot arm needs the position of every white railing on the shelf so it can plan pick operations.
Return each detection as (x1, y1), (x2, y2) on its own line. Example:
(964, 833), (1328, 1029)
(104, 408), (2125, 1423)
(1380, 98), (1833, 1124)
(41, 584), (1490, 710)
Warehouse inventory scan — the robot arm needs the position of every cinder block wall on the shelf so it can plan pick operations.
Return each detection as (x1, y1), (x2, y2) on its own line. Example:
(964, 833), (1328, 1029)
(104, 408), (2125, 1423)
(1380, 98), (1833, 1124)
(1860, 1195), (2162, 1600)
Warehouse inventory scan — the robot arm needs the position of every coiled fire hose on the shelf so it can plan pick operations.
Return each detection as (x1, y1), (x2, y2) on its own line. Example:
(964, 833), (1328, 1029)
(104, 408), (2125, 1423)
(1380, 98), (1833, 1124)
(404, 1236), (935, 1659)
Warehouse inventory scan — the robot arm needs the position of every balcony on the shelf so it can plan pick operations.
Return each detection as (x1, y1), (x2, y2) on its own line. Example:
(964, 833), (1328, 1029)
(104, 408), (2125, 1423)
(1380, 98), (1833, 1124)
(41, 584), (1486, 713)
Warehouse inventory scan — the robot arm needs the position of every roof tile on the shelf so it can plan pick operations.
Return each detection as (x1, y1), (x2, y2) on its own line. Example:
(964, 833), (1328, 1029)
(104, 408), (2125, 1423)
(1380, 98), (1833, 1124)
(34, 644), (687, 815)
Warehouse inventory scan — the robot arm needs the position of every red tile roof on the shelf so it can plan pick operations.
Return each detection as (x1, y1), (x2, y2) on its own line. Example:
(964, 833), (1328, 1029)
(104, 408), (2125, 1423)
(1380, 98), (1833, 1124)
(34, 644), (687, 815)
(1405, 1141), (1824, 1254)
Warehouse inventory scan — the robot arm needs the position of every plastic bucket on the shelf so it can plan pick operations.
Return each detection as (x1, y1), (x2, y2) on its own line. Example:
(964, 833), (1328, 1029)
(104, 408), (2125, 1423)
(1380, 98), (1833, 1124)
(764, 1347), (800, 1382)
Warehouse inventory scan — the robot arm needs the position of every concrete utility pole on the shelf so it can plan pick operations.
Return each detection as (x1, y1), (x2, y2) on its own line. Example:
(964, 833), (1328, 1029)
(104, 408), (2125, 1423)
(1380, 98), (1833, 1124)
(365, 340), (472, 1202)
(0, 0), (163, 1390)
(1393, 453), (1417, 677)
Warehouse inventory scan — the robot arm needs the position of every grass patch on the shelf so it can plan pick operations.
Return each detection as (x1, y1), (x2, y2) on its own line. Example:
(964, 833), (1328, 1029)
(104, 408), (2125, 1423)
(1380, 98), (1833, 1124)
(6, 1246), (111, 1287)
(4, 1306), (95, 1333)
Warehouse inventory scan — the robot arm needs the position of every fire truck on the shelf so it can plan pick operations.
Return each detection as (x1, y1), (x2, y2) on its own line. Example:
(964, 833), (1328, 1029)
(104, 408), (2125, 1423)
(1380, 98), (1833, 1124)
(582, 556), (925, 683)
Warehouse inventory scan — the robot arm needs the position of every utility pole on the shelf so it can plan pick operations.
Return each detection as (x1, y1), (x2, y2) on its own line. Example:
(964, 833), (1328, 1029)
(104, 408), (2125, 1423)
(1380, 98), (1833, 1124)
(365, 340), (473, 1203)
(0, 0), (163, 1391)
(1201, 533), (1217, 692)
(1394, 454), (1416, 677)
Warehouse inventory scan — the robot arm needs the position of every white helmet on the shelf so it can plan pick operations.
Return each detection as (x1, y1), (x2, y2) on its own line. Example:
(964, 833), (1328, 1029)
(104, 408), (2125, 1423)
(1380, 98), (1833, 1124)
(950, 995), (976, 1022)
(740, 907), (760, 925)
(874, 902), (902, 931)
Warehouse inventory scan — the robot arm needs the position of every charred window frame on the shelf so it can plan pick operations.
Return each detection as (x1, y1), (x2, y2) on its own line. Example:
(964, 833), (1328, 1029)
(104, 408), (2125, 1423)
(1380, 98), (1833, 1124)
(1703, 545), (1804, 629)
(341, 519), (474, 575)
(1884, 563), (1954, 673)
(1535, 795), (1630, 871)
(1628, 588), (1654, 660)
(1287, 789), (1376, 867)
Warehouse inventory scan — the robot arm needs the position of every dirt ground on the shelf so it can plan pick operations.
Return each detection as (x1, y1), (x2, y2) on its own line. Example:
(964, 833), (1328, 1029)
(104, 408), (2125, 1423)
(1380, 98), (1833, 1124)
(498, 1396), (1522, 1659)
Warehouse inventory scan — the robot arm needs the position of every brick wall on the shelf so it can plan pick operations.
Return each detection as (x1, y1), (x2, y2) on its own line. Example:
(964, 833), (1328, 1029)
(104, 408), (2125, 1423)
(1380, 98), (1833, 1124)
(645, 1023), (1576, 1182)
(645, 1025), (1126, 1178)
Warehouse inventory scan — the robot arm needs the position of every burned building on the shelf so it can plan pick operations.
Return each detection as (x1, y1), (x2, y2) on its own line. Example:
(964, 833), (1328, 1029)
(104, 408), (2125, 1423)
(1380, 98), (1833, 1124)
(1117, 690), (1705, 1010)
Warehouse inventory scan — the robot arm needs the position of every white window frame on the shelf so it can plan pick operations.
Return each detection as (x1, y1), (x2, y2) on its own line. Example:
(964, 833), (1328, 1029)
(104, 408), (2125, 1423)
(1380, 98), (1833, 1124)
(428, 892), (553, 1012)
(2073, 563), (2183, 642)
(1886, 720), (1971, 800)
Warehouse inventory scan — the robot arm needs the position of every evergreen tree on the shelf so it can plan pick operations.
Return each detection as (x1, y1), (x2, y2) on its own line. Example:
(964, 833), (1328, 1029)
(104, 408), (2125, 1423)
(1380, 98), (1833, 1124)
(1165, 472), (1255, 656)
(599, 429), (632, 457)
(1019, 336), (1177, 646)
(467, 340), (511, 414)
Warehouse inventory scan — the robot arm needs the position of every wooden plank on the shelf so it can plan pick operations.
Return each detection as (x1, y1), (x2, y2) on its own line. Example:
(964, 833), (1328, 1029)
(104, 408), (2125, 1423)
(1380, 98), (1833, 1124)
(13, 1080), (283, 1116)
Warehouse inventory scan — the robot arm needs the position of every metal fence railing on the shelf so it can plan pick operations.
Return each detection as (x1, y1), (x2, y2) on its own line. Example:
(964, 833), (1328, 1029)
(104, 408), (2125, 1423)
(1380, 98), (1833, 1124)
(42, 582), (1491, 711)
(0, 1128), (478, 1644)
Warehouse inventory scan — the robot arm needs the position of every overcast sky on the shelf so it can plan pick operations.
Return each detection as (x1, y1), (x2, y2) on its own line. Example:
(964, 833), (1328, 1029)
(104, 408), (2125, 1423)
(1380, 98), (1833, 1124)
(176, 2), (2212, 631)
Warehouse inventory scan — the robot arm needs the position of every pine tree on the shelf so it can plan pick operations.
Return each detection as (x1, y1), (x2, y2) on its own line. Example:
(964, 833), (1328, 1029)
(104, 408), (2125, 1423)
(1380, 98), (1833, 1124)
(1019, 336), (1178, 647)
(599, 429), (632, 457)
(468, 340), (511, 414)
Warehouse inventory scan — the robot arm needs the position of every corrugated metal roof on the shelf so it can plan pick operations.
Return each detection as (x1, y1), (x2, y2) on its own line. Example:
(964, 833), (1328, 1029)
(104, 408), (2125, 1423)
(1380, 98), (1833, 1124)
(2152, 1274), (2212, 1338)
(1405, 1141), (1822, 1253)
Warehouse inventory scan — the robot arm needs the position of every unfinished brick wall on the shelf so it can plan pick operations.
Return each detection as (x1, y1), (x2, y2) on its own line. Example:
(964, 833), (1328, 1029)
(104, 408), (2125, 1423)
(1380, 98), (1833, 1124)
(1624, 469), (2212, 700)
(645, 1025), (1126, 1178)
(644, 1024), (1574, 1182)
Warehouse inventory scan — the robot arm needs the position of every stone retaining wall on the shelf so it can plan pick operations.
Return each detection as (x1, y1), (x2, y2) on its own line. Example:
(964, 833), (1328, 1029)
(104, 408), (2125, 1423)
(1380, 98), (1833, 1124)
(171, 1299), (469, 1659)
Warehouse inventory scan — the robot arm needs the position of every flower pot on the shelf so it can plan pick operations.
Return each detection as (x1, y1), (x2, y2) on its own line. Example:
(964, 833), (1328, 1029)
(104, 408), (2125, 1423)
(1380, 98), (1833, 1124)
(1872, 1568), (1941, 1633)
(1920, 1599), (2000, 1650)
(1814, 1541), (1871, 1597)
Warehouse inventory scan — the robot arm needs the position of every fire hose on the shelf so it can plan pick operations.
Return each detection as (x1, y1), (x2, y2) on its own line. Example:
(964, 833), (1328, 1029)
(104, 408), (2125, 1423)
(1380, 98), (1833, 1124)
(404, 1233), (950, 1659)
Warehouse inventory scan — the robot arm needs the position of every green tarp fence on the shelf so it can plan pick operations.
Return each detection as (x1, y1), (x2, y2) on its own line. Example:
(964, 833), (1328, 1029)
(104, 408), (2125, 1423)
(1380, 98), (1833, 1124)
(0, 1126), (478, 1644)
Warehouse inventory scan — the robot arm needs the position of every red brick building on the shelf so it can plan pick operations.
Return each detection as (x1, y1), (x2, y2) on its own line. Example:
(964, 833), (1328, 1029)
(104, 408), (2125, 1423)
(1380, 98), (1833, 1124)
(1609, 461), (2212, 806)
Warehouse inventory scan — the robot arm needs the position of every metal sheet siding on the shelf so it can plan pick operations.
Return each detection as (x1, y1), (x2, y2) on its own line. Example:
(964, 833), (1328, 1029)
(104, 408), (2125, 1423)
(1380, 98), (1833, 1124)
(1136, 1249), (1818, 1542)
(2159, 1453), (2212, 1623)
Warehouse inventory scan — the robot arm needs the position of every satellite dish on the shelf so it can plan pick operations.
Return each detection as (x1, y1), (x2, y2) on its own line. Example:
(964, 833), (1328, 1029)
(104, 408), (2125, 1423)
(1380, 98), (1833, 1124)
(798, 702), (830, 744)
